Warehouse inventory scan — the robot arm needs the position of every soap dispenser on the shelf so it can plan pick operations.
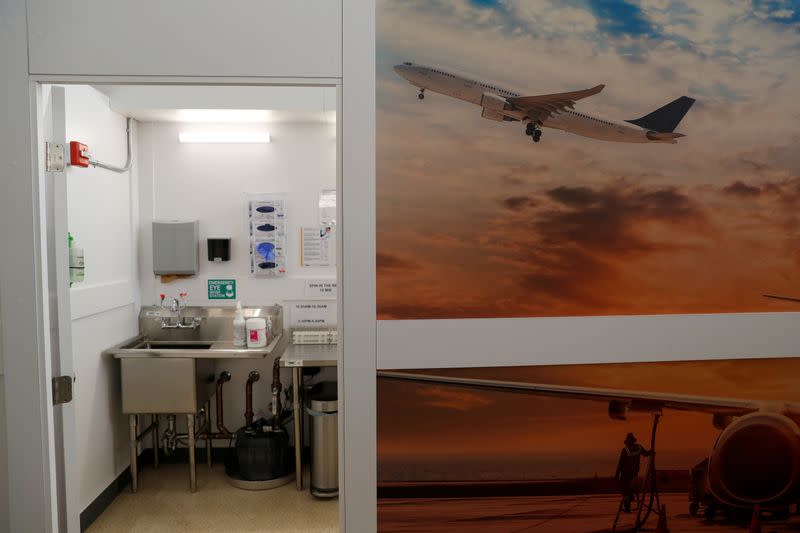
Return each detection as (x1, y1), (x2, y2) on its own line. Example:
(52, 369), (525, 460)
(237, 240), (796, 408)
(233, 301), (247, 347)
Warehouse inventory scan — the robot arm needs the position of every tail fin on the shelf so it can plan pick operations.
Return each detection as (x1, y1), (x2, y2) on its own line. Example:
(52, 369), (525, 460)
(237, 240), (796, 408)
(626, 96), (695, 133)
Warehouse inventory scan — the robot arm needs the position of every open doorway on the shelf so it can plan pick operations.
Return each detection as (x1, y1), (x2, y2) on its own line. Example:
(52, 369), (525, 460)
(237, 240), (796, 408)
(38, 82), (340, 531)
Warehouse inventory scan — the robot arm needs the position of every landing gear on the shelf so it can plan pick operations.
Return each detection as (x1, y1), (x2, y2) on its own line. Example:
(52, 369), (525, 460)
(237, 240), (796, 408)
(418, 88), (425, 100)
(525, 122), (542, 143)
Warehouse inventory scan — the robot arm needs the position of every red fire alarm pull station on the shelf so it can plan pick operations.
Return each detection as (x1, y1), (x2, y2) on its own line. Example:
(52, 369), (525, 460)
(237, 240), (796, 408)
(69, 141), (90, 167)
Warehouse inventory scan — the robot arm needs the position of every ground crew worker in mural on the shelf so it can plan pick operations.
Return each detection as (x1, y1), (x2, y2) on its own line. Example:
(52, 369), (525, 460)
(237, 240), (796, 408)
(615, 432), (652, 513)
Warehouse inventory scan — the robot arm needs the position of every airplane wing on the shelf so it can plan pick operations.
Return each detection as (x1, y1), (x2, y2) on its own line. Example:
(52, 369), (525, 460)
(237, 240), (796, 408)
(763, 294), (800, 303)
(508, 84), (605, 122)
(377, 370), (800, 418)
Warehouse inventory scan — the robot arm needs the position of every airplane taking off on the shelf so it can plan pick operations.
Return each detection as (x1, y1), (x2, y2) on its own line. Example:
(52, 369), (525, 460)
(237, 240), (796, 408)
(393, 62), (695, 144)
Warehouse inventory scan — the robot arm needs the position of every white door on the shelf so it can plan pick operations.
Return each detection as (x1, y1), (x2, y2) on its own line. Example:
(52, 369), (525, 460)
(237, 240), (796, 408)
(40, 84), (80, 533)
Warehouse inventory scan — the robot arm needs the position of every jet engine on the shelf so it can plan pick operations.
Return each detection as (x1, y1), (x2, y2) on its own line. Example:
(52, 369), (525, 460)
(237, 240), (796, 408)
(707, 412), (800, 508)
(481, 108), (507, 122)
(480, 92), (509, 112)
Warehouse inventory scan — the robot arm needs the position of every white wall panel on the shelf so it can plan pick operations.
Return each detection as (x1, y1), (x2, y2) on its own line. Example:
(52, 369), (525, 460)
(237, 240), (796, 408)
(62, 85), (141, 511)
(0, 1), (56, 530)
(378, 313), (800, 370)
(341, 0), (377, 530)
(72, 305), (137, 511)
(27, 1), (341, 78)
(0, 376), (8, 533)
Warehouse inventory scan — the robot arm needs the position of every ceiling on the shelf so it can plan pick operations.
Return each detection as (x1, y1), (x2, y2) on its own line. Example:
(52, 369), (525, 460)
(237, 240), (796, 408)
(92, 85), (336, 124)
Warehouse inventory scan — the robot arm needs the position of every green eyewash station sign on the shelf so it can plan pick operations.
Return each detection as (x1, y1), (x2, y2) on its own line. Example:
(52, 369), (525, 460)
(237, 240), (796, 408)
(208, 279), (236, 300)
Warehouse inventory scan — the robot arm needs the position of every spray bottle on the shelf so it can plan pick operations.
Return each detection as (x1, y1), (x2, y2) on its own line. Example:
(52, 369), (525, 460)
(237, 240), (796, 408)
(233, 301), (247, 347)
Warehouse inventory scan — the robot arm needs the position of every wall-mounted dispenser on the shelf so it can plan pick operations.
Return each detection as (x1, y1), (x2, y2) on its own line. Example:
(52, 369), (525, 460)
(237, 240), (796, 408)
(208, 238), (231, 262)
(152, 220), (199, 275)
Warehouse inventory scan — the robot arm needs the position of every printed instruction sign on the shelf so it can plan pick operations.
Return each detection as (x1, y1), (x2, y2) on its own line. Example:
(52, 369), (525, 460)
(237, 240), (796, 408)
(289, 301), (337, 328)
(301, 226), (336, 266)
(304, 279), (338, 298)
(208, 279), (237, 300)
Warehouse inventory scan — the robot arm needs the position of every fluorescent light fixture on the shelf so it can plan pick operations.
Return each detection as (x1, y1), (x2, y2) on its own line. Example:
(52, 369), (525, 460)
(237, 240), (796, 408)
(176, 109), (273, 123)
(178, 131), (271, 143)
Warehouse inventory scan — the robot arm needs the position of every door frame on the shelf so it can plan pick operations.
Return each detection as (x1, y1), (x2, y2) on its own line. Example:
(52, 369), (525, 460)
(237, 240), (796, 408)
(15, 74), (369, 532)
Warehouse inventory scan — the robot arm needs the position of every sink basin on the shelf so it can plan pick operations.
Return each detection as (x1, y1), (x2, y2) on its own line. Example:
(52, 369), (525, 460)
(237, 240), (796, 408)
(108, 336), (285, 359)
(132, 341), (214, 350)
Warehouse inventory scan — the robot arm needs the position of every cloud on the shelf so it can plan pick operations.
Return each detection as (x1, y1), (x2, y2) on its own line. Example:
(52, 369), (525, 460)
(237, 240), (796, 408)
(376, 252), (418, 273)
(723, 181), (762, 197)
(585, 0), (657, 37)
(502, 195), (537, 211)
(422, 386), (495, 411)
(536, 183), (702, 251)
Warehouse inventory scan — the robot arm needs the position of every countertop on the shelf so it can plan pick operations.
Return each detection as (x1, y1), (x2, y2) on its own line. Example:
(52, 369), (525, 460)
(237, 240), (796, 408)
(279, 344), (338, 367)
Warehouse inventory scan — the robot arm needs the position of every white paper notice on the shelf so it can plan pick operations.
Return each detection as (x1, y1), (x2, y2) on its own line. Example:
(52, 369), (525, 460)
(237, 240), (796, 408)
(289, 301), (337, 328)
(304, 279), (338, 298)
(301, 226), (336, 266)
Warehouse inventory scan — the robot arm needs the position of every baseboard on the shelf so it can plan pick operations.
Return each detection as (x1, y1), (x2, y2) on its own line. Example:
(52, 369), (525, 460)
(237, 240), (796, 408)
(79, 465), (132, 532)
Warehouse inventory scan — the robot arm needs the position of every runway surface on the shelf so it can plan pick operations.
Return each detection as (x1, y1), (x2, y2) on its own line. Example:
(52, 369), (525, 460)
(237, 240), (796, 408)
(379, 493), (800, 532)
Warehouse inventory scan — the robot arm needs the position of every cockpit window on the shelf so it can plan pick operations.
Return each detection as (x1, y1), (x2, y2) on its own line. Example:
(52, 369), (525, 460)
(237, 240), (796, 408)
(403, 62), (412, 66)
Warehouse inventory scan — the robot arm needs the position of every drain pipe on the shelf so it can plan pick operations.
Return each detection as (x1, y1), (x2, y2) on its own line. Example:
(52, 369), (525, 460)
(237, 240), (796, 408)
(245, 371), (260, 427)
(215, 371), (232, 436)
(162, 415), (178, 455)
(89, 117), (133, 172)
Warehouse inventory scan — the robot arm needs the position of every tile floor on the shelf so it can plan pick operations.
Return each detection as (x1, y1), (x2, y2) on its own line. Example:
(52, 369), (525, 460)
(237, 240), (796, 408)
(87, 464), (338, 533)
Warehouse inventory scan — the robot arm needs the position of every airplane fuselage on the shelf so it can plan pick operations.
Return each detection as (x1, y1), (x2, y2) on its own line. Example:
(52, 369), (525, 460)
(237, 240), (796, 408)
(394, 63), (677, 143)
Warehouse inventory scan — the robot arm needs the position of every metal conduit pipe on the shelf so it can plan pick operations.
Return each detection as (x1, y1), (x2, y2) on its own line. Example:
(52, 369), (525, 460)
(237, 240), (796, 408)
(89, 117), (133, 172)
(245, 371), (260, 427)
(271, 358), (283, 430)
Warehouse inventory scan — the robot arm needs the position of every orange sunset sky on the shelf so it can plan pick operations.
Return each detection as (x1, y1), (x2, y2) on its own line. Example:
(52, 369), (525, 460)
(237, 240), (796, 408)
(376, 0), (800, 319)
(377, 357), (800, 482)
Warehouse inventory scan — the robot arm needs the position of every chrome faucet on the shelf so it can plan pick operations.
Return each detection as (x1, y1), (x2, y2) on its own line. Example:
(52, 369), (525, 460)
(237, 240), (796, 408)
(159, 292), (201, 329)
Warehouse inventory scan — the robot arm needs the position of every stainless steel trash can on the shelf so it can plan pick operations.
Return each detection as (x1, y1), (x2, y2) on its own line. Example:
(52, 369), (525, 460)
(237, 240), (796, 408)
(306, 382), (338, 498)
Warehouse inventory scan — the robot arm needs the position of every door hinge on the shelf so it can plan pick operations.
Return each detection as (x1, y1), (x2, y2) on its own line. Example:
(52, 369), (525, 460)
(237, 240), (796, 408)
(52, 375), (74, 405)
(45, 142), (66, 172)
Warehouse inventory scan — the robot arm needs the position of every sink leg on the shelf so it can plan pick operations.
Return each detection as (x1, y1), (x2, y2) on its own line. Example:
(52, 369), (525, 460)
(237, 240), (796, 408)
(293, 367), (302, 490)
(205, 400), (212, 468)
(129, 414), (138, 493)
(188, 413), (196, 492)
(152, 414), (159, 469)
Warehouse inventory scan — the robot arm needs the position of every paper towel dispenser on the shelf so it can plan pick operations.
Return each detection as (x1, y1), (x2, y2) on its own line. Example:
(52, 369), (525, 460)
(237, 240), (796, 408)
(152, 220), (199, 275)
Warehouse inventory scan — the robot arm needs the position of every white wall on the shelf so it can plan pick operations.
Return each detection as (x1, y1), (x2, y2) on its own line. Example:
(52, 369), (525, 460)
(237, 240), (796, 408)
(0, 2), (57, 530)
(138, 121), (337, 308)
(0, 377), (7, 533)
(63, 85), (141, 511)
(0, 310), (8, 533)
(137, 120), (337, 429)
(27, 1), (341, 78)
